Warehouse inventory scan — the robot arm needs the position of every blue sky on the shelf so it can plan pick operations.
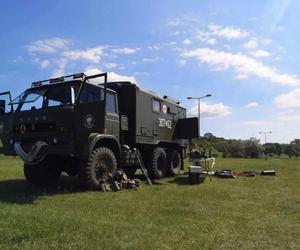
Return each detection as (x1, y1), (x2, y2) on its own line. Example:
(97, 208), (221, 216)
(1, 0), (300, 143)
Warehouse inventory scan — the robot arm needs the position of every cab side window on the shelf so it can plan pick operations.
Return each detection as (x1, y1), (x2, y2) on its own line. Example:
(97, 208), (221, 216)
(79, 84), (103, 103)
(152, 99), (160, 113)
(106, 92), (117, 113)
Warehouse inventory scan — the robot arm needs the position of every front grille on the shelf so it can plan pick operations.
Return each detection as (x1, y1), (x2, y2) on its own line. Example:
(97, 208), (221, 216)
(14, 122), (56, 134)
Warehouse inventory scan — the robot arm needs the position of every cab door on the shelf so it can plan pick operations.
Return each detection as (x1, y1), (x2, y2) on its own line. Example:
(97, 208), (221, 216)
(105, 91), (120, 140)
(0, 92), (13, 154)
(74, 84), (105, 154)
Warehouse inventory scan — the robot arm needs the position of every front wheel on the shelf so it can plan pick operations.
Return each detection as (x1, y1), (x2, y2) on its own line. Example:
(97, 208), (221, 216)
(24, 157), (62, 186)
(79, 147), (117, 190)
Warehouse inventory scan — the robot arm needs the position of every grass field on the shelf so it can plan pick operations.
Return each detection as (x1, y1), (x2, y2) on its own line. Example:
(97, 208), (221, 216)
(0, 155), (299, 250)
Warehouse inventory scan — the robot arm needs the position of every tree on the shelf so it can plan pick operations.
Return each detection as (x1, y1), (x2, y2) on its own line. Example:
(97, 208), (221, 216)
(274, 143), (282, 157)
(244, 140), (264, 158)
(227, 140), (244, 158)
(203, 132), (215, 139)
(264, 143), (276, 156)
(284, 144), (300, 158)
(291, 139), (300, 145)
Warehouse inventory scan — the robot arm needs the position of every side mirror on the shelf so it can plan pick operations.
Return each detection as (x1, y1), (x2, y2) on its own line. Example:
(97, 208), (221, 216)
(0, 100), (5, 115)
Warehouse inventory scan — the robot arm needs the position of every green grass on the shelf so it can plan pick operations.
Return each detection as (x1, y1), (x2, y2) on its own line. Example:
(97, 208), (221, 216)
(0, 155), (299, 250)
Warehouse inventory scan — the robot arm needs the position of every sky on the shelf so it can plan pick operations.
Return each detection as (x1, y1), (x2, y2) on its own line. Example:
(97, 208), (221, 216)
(1, 0), (300, 143)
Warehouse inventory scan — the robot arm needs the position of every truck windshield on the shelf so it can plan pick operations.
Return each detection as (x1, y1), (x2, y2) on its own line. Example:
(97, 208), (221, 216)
(13, 85), (77, 112)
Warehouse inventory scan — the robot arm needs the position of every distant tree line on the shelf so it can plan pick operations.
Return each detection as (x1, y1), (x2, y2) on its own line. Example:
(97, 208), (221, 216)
(194, 132), (300, 159)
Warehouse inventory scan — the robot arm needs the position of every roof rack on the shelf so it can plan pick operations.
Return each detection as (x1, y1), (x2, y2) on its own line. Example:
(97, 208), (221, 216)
(163, 95), (180, 105)
(31, 73), (86, 88)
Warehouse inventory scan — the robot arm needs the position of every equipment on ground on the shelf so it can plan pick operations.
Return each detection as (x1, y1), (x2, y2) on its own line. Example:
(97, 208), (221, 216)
(261, 170), (276, 176)
(188, 165), (202, 184)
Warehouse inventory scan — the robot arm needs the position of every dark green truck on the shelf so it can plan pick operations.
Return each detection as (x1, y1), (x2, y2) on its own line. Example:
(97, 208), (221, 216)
(0, 73), (198, 189)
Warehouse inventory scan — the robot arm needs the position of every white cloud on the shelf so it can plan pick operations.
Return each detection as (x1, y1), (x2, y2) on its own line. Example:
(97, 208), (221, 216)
(245, 102), (259, 108)
(27, 37), (71, 53)
(278, 115), (300, 121)
(52, 58), (68, 77)
(275, 88), (300, 108)
(147, 42), (176, 51)
(197, 31), (210, 41)
(171, 31), (180, 36)
(177, 59), (187, 66)
(182, 39), (192, 46)
(188, 101), (231, 118)
(243, 39), (258, 50)
(142, 57), (159, 62)
(63, 46), (104, 63)
(40, 60), (50, 69)
(148, 45), (161, 51)
(207, 38), (217, 45)
(104, 63), (118, 69)
(111, 47), (140, 54)
(166, 19), (182, 27)
(133, 71), (149, 76)
(11, 56), (24, 63)
(196, 31), (217, 45)
(108, 71), (137, 83)
(235, 74), (248, 80)
(208, 24), (249, 40)
(261, 38), (273, 46)
(33, 58), (50, 69)
(249, 49), (271, 58)
(181, 48), (299, 86)
(240, 120), (272, 127)
(164, 41), (177, 47)
(84, 68), (102, 76)
(84, 68), (137, 84)
(277, 110), (300, 121)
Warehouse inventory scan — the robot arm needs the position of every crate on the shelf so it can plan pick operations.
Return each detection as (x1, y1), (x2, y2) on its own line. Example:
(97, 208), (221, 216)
(188, 166), (202, 184)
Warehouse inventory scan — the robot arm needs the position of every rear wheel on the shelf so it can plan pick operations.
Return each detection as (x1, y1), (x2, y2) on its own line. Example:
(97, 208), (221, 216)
(148, 147), (167, 179)
(24, 157), (62, 186)
(166, 149), (182, 176)
(79, 147), (117, 190)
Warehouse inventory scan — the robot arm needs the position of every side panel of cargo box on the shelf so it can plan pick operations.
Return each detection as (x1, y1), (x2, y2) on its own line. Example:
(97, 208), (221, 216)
(135, 88), (186, 145)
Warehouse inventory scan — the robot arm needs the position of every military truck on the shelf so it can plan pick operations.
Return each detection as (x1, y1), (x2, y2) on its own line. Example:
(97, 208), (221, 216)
(0, 73), (198, 189)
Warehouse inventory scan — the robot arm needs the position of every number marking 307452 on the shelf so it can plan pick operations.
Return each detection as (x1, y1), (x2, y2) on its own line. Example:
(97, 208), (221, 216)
(158, 118), (172, 129)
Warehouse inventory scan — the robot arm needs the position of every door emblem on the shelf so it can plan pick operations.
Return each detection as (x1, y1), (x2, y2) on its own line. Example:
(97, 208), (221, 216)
(84, 114), (95, 129)
(162, 104), (167, 114)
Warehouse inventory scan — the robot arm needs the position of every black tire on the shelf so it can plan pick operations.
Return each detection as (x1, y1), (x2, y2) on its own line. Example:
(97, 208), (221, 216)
(79, 147), (117, 190)
(148, 147), (167, 179)
(166, 149), (182, 176)
(24, 157), (62, 186)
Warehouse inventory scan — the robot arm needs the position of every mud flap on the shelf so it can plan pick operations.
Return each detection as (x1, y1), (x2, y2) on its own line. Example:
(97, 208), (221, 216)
(173, 117), (199, 139)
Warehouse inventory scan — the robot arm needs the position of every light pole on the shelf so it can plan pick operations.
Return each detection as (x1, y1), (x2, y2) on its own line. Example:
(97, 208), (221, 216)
(187, 94), (212, 138)
(259, 131), (272, 144)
